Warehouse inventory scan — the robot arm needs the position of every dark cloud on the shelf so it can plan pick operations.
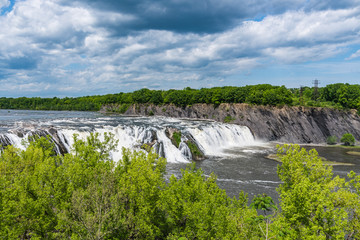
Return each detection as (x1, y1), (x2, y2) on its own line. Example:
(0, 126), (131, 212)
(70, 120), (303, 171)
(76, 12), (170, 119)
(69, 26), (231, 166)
(63, 0), (359, 35)
(60, 0), (360, 35)
(61, 0), (307, 33)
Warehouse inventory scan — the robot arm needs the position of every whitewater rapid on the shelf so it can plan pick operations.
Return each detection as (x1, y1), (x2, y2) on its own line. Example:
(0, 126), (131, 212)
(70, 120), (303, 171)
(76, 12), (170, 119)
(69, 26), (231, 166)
(0, 113), (261, 163)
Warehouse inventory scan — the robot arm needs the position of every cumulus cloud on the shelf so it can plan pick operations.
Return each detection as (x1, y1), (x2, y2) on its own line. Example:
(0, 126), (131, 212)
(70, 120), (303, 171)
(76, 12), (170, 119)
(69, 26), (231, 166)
(0, 0), (9, 9)
(1, 0), (360, 97)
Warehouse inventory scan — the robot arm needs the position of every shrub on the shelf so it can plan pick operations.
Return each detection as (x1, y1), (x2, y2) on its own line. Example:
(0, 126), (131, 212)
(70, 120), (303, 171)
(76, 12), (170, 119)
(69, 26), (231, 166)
(341, 133), (355, 146)
(172, 131), (182, 147)
(118, 103), (130, 114)
(186, 141), (205, 160)
(224, 115), (235, 123)
(326, 135), (337, 145)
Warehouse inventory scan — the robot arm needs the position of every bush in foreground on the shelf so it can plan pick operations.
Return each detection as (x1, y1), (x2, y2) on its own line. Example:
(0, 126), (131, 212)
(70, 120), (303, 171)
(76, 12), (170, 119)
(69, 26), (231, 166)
(0, 134), (260, 239)
(1, 135), (360, 239)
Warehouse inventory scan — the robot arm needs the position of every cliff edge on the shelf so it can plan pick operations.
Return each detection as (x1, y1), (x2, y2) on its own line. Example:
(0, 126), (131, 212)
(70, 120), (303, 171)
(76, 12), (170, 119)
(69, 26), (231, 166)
(101, 103), (360, 143)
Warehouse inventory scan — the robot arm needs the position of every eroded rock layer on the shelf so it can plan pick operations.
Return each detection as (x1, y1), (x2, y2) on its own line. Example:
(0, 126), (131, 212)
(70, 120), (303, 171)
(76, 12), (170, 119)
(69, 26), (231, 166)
(102, 103), (360, 143)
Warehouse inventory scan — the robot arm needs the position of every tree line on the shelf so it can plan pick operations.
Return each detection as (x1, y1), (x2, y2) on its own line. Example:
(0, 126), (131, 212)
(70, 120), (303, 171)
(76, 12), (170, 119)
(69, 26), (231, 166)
(1, 134), (360, 239)
(0, 83), (360, 111)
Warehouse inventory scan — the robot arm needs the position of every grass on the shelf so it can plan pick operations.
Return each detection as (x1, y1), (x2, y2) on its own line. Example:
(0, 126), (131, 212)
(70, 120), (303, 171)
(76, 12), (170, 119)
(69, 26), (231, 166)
(325, 144), (360, 149)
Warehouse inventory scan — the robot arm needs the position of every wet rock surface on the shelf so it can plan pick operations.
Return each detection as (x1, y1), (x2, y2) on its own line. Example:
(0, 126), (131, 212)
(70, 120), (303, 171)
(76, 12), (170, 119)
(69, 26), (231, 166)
(103, 103), (360, 143)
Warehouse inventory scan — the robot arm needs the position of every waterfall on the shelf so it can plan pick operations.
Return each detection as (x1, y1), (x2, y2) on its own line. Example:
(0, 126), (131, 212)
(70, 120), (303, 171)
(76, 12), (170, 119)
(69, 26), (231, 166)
(60, 126), (190, 163)
(0, 129), (69, 155)
(155, 130), (189, 163)
(0, 118), (258, 163)
(188, 123), (255, 156)
(179, 142), (192, 160)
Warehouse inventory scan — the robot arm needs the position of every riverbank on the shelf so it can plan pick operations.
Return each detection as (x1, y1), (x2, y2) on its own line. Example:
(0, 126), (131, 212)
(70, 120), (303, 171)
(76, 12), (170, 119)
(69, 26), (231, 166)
(101, 103), (360, 144)
(266, 153), (355, 166)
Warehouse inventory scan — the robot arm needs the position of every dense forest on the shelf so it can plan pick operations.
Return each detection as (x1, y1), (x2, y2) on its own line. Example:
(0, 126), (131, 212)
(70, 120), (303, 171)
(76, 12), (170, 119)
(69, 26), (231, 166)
(0, 83), (360, 112)
(0, 134), (360, 239)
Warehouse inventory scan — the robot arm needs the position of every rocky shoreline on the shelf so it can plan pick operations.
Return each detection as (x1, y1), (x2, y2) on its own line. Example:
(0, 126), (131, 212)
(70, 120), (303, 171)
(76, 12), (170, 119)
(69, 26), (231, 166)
(101, 103), (360, 144)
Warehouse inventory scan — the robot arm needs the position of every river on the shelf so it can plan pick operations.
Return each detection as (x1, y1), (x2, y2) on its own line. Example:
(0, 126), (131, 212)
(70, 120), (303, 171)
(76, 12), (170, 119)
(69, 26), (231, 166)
(0, 109), (359, 202)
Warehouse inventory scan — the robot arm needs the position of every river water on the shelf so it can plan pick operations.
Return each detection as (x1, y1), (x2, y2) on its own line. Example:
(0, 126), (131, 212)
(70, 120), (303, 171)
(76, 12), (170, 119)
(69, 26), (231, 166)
(0, 109), (359, 202)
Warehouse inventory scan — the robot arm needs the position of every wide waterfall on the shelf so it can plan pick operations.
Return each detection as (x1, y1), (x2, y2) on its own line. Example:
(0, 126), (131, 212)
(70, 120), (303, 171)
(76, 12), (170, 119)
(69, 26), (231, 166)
(1, 110), (359, 201)
(188, 124), (255, 156)
(0, 114), (258, 163)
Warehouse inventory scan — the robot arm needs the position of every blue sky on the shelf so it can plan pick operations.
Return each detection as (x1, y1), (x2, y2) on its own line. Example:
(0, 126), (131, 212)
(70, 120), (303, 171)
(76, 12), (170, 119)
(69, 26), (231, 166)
(1, 0), (360, 97)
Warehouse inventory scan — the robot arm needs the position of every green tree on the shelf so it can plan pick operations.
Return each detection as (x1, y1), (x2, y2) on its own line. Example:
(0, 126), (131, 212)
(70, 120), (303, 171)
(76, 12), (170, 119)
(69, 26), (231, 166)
(341, 133), (356, 146)
(276, 144), (357, 239)
(160, 164), (260, 239)
(0, 138), (60, 239)
(250, 194), (280, 240)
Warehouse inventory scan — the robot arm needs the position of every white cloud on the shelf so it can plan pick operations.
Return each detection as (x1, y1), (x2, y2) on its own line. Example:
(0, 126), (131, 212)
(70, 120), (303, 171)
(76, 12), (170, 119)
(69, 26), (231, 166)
(1, 0), (360, 96)
(0, 0), (9, 9)
(225, 8), (360, 62)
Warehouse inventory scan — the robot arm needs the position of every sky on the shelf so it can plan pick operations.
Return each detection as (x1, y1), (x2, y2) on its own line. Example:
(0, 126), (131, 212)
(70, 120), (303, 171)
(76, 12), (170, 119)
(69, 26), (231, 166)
(1, 0), (360, 97)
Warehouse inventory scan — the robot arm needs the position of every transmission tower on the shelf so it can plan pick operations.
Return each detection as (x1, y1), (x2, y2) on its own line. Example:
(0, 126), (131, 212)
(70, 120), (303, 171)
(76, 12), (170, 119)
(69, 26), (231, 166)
(312, 79), (320, 101)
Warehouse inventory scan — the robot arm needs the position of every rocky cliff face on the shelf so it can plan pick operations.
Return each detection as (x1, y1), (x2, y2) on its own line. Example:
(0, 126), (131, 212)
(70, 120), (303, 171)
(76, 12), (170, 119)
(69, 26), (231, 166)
(101, 103), (360, 143)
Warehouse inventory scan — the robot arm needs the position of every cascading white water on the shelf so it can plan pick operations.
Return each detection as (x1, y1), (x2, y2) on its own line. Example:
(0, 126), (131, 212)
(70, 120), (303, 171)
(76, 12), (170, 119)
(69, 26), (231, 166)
(3, 133), (25, 150)
(156, 130), (189, 163)
(60, 125), (191, 163)
(1, 116), (260, 163)
(188, 123), (256, 156)
(1, 130), (66, 155)
(58, 123), (257, 162)
(179, 142), (192, 160)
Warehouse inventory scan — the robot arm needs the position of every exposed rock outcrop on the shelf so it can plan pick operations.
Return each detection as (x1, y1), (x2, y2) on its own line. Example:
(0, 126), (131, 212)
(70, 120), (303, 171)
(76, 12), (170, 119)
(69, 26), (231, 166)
(1, 128), (69, 154)
(164, 127), (205, 160)
(101, 103), (360, 143)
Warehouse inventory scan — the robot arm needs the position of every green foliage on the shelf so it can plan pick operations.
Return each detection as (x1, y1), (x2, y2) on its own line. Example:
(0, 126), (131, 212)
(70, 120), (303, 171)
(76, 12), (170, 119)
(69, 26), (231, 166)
(276, 144), (360, 239)
(2, 135), (360, 239)
(172, 131), (182, 148)
(250, 194), (277, 213)
(0, 85), (295, 111)
(224, 115), (235, 123)
(320, 83), (360, 110)
(117, 103), (130, 113)
(0, 134), (261, 239)
(341, 133), (356, 146)
(141, 143), (152, 152)
(160, 164), (259, 239)
(0, 139), (59, 239)
(326, 135), (338, 145)
(1, 83), (360, 111)
(186, 141), (204, 160)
